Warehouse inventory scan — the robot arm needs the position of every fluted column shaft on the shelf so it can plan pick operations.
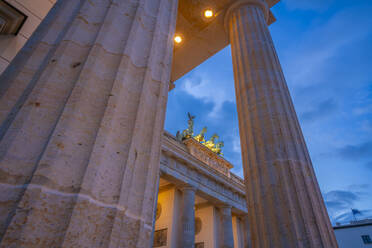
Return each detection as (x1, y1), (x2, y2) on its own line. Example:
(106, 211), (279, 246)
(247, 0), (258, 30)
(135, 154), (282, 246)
(179, 187), (196, 248)
(242, 215), (252, 248)
(220, 205), (234, 248)
(226, 1), (338, 247)
(0, 0), (178, 247)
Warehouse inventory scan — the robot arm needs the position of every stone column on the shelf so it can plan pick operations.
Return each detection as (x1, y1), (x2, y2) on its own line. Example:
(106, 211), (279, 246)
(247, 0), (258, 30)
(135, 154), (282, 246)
(0, 0), (178, 247)
(242, 215), (252, 248)
(219, 205), (234, 248)
(179, 186), (196, 248)
(225, 0), (338, 247)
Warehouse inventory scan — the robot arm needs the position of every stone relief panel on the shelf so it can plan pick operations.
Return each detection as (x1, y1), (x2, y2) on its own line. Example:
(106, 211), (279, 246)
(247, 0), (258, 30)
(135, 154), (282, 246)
(183, 138), (232, 176)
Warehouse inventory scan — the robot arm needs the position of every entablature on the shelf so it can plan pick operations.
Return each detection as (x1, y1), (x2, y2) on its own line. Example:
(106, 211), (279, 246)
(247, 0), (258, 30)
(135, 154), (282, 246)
(161, 131), (247, 214)
(171, 0), (280, 83)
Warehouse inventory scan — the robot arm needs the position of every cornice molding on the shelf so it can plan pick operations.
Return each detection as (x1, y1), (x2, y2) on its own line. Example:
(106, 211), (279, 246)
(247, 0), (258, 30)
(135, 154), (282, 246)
(161, 135), (245, 192)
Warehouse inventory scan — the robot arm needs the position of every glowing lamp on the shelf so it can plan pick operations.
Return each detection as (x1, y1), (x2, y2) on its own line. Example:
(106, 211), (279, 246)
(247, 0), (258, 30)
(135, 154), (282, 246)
(204, 9), (213, 18)
(174, 35), (182, 43)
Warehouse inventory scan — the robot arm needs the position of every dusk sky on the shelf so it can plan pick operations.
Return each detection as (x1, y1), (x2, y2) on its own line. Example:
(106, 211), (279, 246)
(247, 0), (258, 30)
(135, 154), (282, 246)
(165, 0), (372, 224)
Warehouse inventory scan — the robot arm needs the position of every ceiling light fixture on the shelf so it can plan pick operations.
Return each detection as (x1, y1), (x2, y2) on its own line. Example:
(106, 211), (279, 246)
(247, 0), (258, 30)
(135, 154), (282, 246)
(174, 35), (182, 44)
(204, 9), (214, 18)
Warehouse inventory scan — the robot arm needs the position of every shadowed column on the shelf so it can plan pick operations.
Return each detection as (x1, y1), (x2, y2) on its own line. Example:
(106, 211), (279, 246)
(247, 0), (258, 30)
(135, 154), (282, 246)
(179, 186), (196, 248)
(225, 0), (338, 247)
(0, 0), (178, 247)
(219, 205), (234, 248)
(242, 215), (252, 248)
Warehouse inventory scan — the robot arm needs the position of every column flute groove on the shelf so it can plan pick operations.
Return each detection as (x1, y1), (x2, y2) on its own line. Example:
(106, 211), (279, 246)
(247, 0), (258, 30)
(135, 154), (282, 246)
(252, 6), (308, 246)
(241, 10), (269, 244)
(225, 0), (338, 247)
(231, 10), (267, 247)
(60, 2), (148, 247)
(241, 7), (281, 246)
(0, 0), (84, 130)
(0, 0), (121, 245)
(0, 0), (178, 247)
(137, 0), (179, 244)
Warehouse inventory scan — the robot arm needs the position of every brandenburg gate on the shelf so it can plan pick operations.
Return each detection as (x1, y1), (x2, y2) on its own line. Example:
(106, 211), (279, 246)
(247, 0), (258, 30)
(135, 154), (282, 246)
(0, 0), (338, 247)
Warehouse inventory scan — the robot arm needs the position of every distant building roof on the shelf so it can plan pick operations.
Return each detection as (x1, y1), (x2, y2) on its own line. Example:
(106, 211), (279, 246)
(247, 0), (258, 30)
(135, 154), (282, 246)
(334, 219), (372, 230)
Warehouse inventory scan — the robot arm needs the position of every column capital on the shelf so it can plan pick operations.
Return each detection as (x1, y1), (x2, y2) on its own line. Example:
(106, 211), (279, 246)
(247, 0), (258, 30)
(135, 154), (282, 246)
(218, 204), (232, 215)
(218, 204), (232, 209)
(224, 0), (269, 31)
(179, 184), (197, 192)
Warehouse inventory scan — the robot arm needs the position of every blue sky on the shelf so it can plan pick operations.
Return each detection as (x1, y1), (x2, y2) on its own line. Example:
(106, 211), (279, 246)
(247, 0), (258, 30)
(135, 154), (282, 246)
(165, 0), (372, 224)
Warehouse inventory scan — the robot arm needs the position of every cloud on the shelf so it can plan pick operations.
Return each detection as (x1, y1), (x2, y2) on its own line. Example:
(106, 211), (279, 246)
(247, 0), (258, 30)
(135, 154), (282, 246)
(337, 141), (372, 160)
(180, 72), (235, 118)
(333, 209), (372, 223)
(280, 6), (371, 95)
(324, 190), (359, 209)
(323, 184), (372, 223)
(300, 98), (337, 122)
(324, 189), (364, 223)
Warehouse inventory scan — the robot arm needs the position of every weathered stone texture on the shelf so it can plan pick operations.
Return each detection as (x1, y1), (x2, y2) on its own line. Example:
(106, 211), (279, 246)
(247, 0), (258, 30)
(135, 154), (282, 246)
(0, 0), (178, 247)
(226, 1), (338, 247)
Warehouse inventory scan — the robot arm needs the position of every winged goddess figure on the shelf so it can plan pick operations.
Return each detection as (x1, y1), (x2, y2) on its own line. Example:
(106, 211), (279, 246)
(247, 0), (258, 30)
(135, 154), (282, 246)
(176, 112), (195, 141)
